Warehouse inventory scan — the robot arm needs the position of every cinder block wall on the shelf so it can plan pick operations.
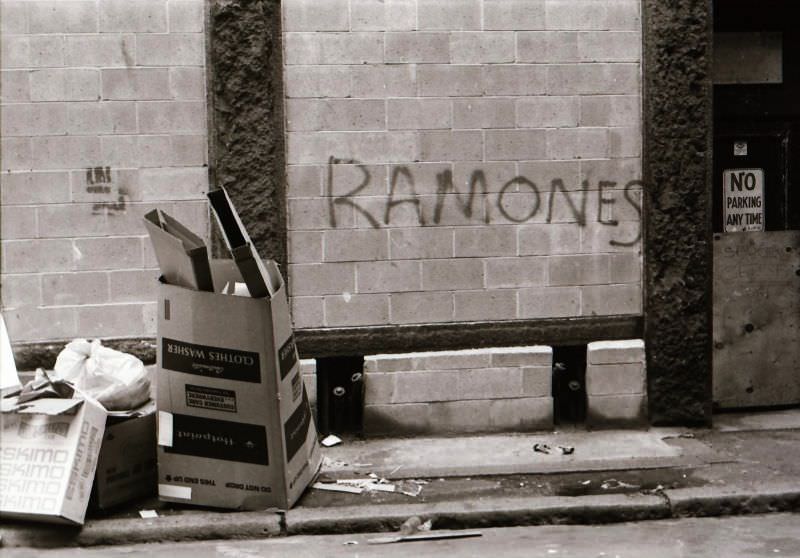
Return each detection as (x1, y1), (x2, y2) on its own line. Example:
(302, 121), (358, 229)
(1, 0), (209, 344)
(283, 0), (644, 329)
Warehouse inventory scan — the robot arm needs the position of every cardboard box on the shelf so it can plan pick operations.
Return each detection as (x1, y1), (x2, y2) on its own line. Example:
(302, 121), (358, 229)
(91, 404), (157, 510)
(0, 393), (107, 525)
(144, 208), (214, 292)
(156, 260), (322, 510)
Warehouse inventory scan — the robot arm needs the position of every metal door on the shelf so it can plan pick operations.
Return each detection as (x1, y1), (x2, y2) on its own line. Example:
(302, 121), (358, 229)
(713, 126), (800, 408)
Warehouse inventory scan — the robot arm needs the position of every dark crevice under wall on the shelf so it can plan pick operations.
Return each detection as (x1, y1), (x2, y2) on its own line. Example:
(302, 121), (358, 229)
(13, 1), (717, 430)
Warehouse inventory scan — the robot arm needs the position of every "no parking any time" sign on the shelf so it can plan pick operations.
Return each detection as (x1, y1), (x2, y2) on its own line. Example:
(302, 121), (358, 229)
(723, 168), (764, 233)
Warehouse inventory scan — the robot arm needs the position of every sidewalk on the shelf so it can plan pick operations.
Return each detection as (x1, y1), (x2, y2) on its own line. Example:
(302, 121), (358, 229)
(2, 409), (800, 548)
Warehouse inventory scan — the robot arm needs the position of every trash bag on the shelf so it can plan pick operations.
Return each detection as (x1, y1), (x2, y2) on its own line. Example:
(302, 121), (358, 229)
(53, 339), (150, 411)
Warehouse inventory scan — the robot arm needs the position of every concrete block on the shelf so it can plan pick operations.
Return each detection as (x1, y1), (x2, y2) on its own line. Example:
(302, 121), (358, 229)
(137, 33), (204, 66)
(364, 354), (416, 373)
(350, 0), (416, 31)
(390, 291), (454, 324)
(287, 165), (323, 198)
(393, 370), (461, 403)
(587, 393), (647, 427)
(289, 198), (347, 230)
(420, 130), (483, 162)
(283, 32), (384, 65)
(109, 269), (158, 302)
(135, 135), (173, 167)
(1, 70), (30, 102)
(1, 2), (28, 34)
(31, 136), (101, 169)
(581, 284), (642, 316)
(100, 135), (137, 167)
(284, 66), (352, 98)
(41, 272), (108, 306)
(483, 65), (547, 95)
(486, 257), (547, 289)
(169, 0), (205, 32)
(29, 1), (97, 33)
(418, 0), (480, 30)
(454, 226), (516, 257)
(606, 1), (641, 31)
(387, 99), (452, 130)
(422, 258), (484, 291)
(73, 236), (143, 271)
(518, 160), (581, 189)
(609, 126), (642, 158)
(286, 99), (385, 131)
(299, 358), (317, 376)
(452, 98), (515, 129)
(610, 253), (642, 283)
(518, 223), (580, 255)
(581, 95), (640, 127)
(429, 399), (490, 433)
(1, 37), (29, 69)
(351, 64), (416, 98)
(283, 0), (349, 31)
(587, 339), (645, 364)
(546, 0), (607, 30)
(4, 305), (77, 343)
(578, 31), (641, 63)
(323, 229), (389, 262)
(490, 397), (553, 430)
(0, 273), (42, 309)
(548, 254), (611, 286)
(579, 157), (641, 185)
(364, 372), (395, 404)
(522, 366), (552, 397)
(385, 32), (449, 63)
(1, 138), (33, 170)
(420, 350), (493, 371)
(102, 68), (170, 100)
(328, 162), (387, 197)
(586, 362), (645, 395)
(1, 171), (71, 205)
(29, 36), (65, 67)
(100, 0), (167, 33)
(453, 289), (517, 321)
(66, 34), (137, 67)
(484, 0), (545, 30)
(485, 130), (547, 161)
(580, 220), (641, 253)
(139, 167), (207, 199)
(1, 205), (36, 240)
(1, 103), (67, 137)
(288, 230), (323, 264)
(138, 101), (205, 133)
(457, 367), (522, 400)
(356, 260), (421, 293)
(517, 31), (578, 63)
(546, 128), (609, 160)
(518, 286), (580, 318)
(171, 135), (208, 166)
(287, 131), (418, 165)
(516, 96), (580, 128)
(2, 239), (73, 273)
(291, 296), (325, 328)
(418, 65), (483, 97)
(289, 262), (356, 296)
(324, 293), (389, 326)
(77, 303), (146, 339)
(490, 346), (552, 367)
(449, 32), (515, 64)
(364, 403), (431, 436)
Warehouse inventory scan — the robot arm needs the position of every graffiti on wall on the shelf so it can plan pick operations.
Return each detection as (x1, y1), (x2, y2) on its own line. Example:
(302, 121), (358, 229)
(85, 166), (129, 216)
(325, 157), (642, 247)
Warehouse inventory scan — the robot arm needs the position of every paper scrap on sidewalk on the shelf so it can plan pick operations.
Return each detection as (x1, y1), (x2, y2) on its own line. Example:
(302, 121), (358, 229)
(312, 482), (363, 494)
(138, 510), (159, 519)
(321, 434), (343, 447)
(367, 531), (483, 545)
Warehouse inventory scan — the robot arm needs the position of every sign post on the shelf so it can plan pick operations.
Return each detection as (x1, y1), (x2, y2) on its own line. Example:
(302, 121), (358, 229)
(723, 168), (764, 232)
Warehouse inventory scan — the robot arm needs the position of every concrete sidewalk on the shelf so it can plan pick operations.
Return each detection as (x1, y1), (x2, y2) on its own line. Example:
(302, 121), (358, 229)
(2, 409), (800, 548)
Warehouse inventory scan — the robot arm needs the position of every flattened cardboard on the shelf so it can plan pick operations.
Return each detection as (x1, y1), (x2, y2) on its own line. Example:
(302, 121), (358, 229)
(156, 260), (321, 510)
(0, 396), (107, 525)
(144, 209), (214, 292)
(207, 188), (279, 298)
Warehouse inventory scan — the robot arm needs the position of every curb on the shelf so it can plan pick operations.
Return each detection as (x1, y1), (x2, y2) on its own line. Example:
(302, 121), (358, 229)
(2, 486), (800, 548)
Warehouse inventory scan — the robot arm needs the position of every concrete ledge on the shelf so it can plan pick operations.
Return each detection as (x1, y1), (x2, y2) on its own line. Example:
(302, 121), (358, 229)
(285, 494), (669, 535)
(0, 511), (282, 549)
(665, 483), (800, 518)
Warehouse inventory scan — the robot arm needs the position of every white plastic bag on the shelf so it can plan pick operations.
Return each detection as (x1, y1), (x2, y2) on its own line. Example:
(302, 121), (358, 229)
(53, 339), (151, 411)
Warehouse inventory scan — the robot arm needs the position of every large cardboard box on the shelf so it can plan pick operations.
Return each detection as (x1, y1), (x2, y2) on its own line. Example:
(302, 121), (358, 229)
(0, 394), (107, 525)
(156, 259), (322, 510)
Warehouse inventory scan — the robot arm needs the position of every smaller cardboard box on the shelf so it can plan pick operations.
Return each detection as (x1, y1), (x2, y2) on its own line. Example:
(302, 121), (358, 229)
(91, 403), (157, 510)
(0, 394), (107, 525)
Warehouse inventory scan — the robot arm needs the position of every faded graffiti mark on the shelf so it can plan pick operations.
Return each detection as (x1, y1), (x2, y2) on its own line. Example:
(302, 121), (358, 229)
(85, 166), (129, 216)
(325, 156), (642, 246)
